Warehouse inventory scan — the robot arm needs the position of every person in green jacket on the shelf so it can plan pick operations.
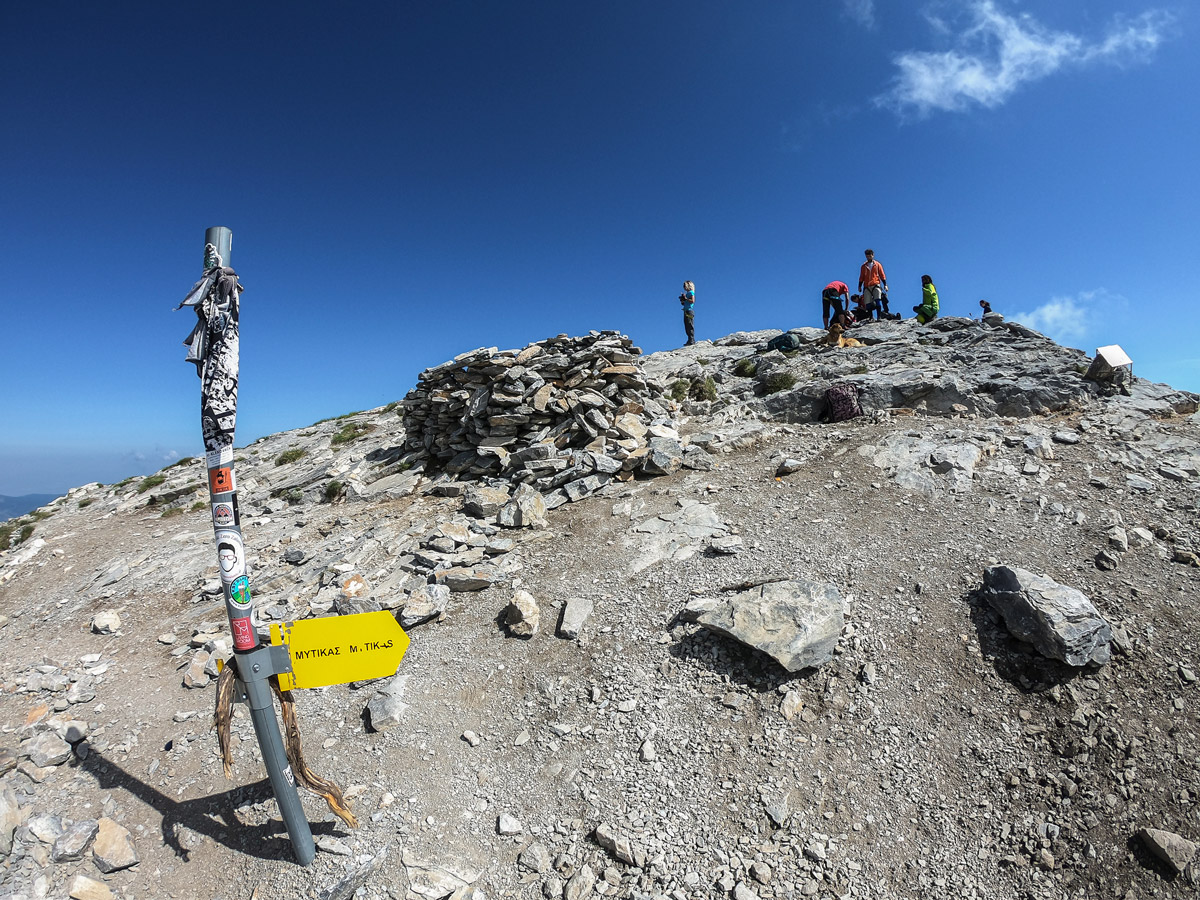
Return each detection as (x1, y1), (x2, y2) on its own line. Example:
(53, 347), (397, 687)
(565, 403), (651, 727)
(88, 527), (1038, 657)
(913, 274), (939, 324)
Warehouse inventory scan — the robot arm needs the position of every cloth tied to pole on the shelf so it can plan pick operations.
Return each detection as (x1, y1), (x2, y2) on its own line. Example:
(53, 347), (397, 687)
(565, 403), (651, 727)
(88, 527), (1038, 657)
(176, 263), (244, 376)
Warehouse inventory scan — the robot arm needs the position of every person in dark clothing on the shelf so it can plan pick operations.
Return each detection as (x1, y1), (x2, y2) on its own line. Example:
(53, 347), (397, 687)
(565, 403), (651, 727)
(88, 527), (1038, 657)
(851, 292), (879, 324)
(679, 281), (696, 345)
(979, 299), (992, 315)
(822, 281), (850, 329)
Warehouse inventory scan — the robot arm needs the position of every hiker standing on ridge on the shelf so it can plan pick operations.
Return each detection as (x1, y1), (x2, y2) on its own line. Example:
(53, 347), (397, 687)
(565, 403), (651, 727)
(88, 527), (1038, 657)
(679, 281), (696, 346)
(822, 280), (850, 329)
(858, 249), (891, 320)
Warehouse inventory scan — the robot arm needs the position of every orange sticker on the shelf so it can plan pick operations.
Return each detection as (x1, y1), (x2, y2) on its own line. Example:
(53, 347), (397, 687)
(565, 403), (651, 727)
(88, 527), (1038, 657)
(209, 466), (234, 493)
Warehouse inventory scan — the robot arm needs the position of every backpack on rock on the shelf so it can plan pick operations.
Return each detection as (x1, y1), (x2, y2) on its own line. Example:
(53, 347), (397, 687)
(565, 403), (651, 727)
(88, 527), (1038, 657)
(822, 382), (862, 423)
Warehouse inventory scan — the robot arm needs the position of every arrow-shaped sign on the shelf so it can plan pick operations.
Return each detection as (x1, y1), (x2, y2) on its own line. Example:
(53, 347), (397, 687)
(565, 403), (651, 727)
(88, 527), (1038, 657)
(271, 611), (409, 690)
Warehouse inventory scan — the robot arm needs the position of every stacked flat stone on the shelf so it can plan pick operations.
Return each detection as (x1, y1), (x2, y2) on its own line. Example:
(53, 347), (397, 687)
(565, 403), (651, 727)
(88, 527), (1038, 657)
(402, 332), (688, 504)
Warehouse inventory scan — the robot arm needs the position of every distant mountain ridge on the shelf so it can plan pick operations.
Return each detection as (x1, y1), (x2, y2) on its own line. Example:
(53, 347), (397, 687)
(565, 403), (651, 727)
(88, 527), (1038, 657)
(0, 494), (58, 521)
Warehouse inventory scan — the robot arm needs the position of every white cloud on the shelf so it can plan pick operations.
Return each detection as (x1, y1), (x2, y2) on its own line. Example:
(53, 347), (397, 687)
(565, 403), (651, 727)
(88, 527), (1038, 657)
(843, 0), (876, 28)
(1014, 296), (1090, 344)
(878, 3), (1171, 116)
(1013, 289), (1126, 346)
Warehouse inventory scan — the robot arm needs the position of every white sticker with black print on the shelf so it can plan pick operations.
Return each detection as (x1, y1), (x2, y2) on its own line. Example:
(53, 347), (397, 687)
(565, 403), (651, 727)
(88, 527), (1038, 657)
(215, 529), (246, 583)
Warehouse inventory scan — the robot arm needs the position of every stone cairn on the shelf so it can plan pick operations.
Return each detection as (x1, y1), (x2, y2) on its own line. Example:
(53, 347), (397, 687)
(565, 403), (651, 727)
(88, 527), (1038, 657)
(401, 331), (708, 509)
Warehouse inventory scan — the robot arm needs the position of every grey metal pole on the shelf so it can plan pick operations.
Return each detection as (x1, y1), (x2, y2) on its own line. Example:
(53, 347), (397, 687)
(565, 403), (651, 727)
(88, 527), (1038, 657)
(194, 227), (315, 866)
(204, 226), (233, 273)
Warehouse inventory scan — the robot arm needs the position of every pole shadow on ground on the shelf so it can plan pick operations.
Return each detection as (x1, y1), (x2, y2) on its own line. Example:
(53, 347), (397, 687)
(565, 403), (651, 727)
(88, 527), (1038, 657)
(76, 749), (342, 862)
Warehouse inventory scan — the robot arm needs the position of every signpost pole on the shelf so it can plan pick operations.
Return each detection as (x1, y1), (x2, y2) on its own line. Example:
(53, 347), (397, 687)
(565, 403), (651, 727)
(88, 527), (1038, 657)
(195, 227), (316, 866)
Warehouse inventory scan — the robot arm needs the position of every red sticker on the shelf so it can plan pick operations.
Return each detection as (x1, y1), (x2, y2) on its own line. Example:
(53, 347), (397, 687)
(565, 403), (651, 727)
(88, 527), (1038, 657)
(231, 616), (256, 650)
(209, 466), (234, 493)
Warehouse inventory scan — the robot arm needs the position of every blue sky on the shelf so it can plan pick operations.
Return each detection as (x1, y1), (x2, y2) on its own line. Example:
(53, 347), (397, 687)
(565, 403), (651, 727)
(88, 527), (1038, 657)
(1, 1), (1196, 496)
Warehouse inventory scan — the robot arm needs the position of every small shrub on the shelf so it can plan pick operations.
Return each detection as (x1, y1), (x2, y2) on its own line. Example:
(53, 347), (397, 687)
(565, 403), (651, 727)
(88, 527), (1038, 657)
(323, 480), (345, 502)
(697, 357), (712, 365)
(17, 524), (34, 544)
(690, 376), (718, 402)
(136, 474), (166, 494)
(382, 401), (398, 414)
(331, 422), (374, 446)
(669, 380), (689, 402)
(78, 498), (94, 509)
(114, 477), (134, 489)
(851, 364), (868, 375)
(30, 510), (53, 521)
(763, 372), (797, 394)
(189, 501), (206, 512)
(733, 358), (758, 378)
(782, 349), (801, 359)
(166, 456), (197, 469)
(0, 524), (12, 550)
(275, 448), (308, 466)
(161, 507), (184, 518)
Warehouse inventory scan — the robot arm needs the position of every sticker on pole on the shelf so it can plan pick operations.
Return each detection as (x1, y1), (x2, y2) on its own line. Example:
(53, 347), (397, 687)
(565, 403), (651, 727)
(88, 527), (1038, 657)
(270, 611), (409, 690)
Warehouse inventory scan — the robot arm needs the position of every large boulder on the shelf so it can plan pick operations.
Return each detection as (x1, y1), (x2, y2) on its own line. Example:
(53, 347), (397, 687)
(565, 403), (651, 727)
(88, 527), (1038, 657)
(982, 566), (1112, 666)
(1138, 827), (1198, 876)
(693, 580), (843, 673)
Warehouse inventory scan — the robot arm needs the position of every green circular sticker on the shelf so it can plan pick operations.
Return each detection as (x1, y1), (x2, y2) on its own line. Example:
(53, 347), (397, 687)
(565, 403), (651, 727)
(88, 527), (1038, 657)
(230, 576), (251, 607)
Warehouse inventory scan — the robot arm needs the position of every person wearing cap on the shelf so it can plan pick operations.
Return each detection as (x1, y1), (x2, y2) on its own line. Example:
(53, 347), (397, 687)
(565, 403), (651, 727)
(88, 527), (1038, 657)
(858, 249), (891, 320)
(821, 280), (850, 329)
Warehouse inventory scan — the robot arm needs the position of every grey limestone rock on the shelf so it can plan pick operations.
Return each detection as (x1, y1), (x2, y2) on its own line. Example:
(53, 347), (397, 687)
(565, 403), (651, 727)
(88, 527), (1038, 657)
(1138, 827), (1198, 876)
(776, 458), (804, 476)
(709, 535), (744, 555)
(505, 590), (540, 637)
(497, 813), (523, 835)
(565, 864), (596, 900)
(27, 731), (72, 767)
(557, 597), (593, 640)
(65, 874), (112, 900)
(498, 484), (548, 528)
(0, 786), (19, 858)
(399, 584), (451, 629)
(463, 486), (511, 518)
(366, 673), (410, 732)
(519, 842), (551, 873)
(593, 822), (636, 864)
(682, 444), (715, 470)
(51, 818), (99, 862)
(435, 567), (498, 592)
(640, 437), (684, 476)
(982, 566), (1112, 666)
(90, 610), (121, 634)
(92, 817), (138, 873)
(694, 580), (844, 673)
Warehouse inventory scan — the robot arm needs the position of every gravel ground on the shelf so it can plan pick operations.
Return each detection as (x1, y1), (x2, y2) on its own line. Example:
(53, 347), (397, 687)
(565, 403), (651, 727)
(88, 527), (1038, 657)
(0, 374), (1198, 900)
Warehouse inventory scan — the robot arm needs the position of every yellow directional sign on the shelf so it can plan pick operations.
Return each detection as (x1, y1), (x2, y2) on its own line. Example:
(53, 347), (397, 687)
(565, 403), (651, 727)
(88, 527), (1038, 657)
(270, 611), (409, 690)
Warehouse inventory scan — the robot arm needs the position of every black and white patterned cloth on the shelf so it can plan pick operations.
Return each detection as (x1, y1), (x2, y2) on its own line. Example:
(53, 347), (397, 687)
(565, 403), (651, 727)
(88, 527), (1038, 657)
(177, 263), (244, 452)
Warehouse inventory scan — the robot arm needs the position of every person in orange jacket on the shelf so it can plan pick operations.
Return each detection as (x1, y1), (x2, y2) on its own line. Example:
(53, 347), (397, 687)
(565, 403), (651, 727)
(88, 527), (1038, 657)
(858, 249), (893, 320)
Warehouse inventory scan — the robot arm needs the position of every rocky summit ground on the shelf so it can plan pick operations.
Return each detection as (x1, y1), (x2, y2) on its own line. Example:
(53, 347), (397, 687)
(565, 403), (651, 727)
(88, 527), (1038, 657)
(1, 315), (1199, 900)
